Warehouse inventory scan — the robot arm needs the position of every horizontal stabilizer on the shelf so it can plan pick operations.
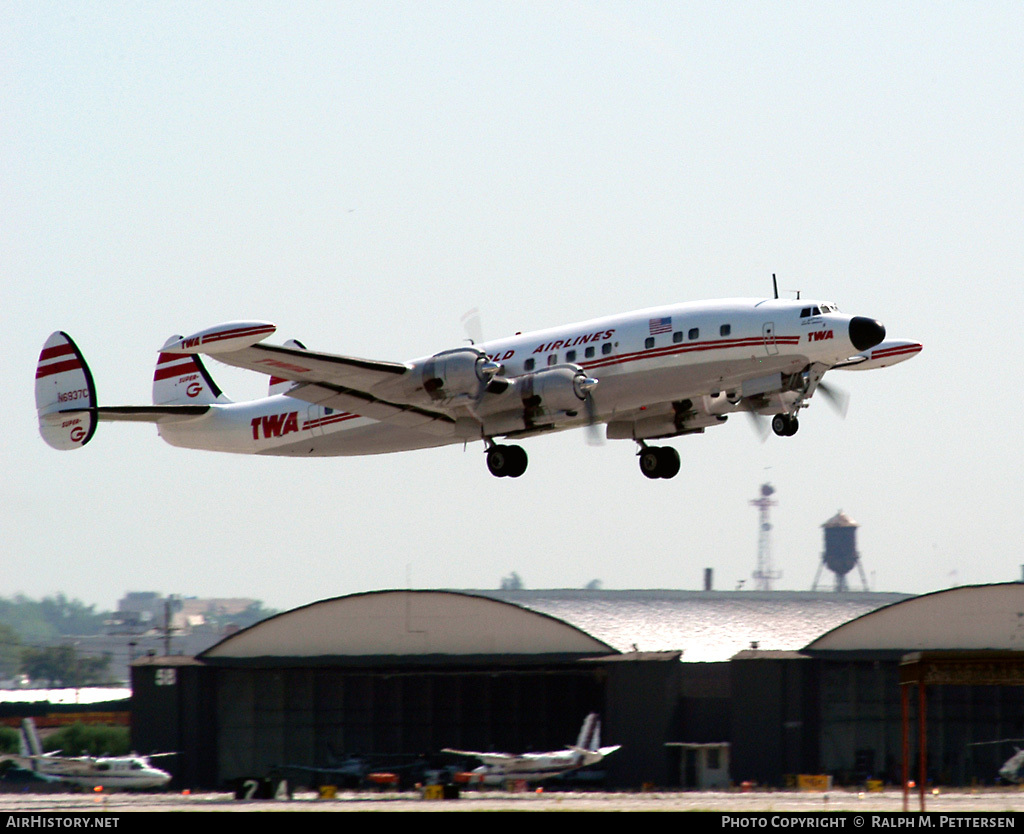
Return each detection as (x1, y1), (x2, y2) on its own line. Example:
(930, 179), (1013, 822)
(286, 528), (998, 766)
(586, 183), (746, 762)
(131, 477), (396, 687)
(162, 321), (276, 355)
(41, 406), (210, 425)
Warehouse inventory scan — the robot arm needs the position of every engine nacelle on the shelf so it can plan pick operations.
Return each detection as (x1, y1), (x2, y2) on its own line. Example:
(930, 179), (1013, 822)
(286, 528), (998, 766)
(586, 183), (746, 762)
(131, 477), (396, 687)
(415, 348), (499, 402)
(514, 365), (595, 420)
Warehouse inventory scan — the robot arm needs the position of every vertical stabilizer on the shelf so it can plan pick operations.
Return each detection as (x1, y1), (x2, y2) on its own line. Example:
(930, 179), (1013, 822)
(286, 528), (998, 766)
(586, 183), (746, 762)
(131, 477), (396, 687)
(268, 339), (307, 396)
(35, 332), (98, 449)
(576, 713), (600, 751)
(153, 336), (230, 406)
(21, 718), (43, 758)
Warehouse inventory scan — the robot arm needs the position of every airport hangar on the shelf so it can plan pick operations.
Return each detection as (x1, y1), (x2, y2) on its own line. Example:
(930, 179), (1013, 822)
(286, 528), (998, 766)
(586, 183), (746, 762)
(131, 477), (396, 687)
(130, 585), (1024, 789)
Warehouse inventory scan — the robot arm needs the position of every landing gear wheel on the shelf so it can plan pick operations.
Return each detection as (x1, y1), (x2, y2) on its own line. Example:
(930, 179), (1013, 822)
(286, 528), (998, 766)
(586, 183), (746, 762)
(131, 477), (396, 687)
(772, 414), (799, 437)
(656, 446), (680, 479)
(639, 449), (661, 479)
(486, 444), (528, 478)
(638, 446), (680, 479)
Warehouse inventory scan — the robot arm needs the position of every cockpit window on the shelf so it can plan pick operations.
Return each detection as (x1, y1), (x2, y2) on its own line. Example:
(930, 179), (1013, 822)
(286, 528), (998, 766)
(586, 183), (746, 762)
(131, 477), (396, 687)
(800, 308), (810, 318)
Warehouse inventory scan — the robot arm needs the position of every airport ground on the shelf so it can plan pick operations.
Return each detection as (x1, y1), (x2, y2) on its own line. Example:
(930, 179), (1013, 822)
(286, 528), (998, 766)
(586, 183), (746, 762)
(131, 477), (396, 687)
(1, 787), (1024, 812)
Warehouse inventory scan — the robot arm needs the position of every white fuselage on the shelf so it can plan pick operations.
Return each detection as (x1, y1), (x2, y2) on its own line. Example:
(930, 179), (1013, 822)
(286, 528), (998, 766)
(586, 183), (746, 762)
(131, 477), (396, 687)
(20, 755), (172, 790)
(156, 298), (869, 456)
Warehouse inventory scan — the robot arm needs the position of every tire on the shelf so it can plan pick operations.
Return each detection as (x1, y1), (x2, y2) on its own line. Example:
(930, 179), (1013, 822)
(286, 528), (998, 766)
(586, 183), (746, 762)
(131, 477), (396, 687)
(506, 445), (528, 478)
(656, 446), (680, 479)
(639, 449), (662, 479)
(785, 416), (799, 436)
(771, 414), (789, 437)
(486, 446), (510, 477)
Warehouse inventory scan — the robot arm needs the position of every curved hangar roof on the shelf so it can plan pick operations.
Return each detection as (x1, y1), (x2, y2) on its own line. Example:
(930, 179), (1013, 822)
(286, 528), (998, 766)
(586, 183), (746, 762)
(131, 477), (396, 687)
(805, 583), (1024, 653)
(201, 590), (616, 661)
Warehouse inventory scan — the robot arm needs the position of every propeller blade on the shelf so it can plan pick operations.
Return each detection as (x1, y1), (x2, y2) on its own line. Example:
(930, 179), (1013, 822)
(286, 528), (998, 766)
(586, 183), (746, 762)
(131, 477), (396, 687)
(461, 308), (483, 345)
(584, 392), (604, 446)
(743, 406), (769, 443)
(818, 381), (850, 418)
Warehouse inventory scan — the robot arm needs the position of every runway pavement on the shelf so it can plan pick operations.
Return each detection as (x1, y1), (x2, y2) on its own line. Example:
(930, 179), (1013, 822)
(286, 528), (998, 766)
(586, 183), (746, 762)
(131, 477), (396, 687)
(0, 787), (1023, 812)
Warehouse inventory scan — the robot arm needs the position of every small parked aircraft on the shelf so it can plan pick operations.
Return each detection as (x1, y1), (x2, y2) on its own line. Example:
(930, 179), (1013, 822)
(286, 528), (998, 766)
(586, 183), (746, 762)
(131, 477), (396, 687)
(36, 283), (920, 478)
(442, 712), (620, 785)
(2, 719), (173, 790)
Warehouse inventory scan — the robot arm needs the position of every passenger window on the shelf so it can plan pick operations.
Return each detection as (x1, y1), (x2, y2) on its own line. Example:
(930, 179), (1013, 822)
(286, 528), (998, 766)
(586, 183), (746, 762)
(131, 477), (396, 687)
(688, 328), (699, 340)
(547, 354), (557, 366)
(602, 342), (612, 356)
(645, 337), (655, 349)
(524, 358), (535, 371)
(673, 331), (683, 343)
(720, 324), (731, 337)
(566, 349), (576, 362)
(585, 346), (595, 359)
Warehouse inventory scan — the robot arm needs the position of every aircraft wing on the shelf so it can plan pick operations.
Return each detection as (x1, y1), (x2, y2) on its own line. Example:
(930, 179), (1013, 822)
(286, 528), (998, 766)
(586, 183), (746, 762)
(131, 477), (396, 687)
(179, 333), (458, 434)
(206, 342), (412, 394)
(441, 748), (515, 765)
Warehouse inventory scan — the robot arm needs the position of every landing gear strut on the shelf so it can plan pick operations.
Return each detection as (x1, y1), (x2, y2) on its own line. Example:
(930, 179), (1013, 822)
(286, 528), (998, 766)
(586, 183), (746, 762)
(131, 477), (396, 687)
(638, 445), (680, 480)
(486, 444), (528, 478)
(771, 413), (799, 437)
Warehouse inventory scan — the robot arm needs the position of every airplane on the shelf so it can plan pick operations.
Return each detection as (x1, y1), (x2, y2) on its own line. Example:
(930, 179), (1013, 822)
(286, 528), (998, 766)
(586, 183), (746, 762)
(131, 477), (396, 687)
(35, 284), (921, 478)
(1000, 748), (1024, 784)
(2, 718), (173, 790)
(442, 712), (620, 785)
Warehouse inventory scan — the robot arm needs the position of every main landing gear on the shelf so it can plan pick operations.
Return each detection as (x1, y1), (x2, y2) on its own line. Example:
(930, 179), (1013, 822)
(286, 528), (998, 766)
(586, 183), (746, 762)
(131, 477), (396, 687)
(486, 444), (528, 478)
(637, 444), (680, 480)
(771, 413), (799, 437)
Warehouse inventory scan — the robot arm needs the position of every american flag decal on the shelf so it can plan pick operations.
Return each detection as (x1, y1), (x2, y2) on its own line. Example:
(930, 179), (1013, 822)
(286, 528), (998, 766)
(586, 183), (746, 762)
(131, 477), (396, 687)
(649, 317), (672, 335)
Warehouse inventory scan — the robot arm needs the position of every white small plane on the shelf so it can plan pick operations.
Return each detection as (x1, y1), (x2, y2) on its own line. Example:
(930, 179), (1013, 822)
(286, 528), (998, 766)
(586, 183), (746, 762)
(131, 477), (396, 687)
(3, 718), (173, 790)
(36, 283), (921, 478)
(442, 712), (620, 785)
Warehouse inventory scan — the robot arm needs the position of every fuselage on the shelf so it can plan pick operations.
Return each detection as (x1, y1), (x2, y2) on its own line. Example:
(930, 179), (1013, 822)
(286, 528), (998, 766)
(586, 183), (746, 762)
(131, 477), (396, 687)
(22, 755), (172, 789)
(156, 297), (877, 457)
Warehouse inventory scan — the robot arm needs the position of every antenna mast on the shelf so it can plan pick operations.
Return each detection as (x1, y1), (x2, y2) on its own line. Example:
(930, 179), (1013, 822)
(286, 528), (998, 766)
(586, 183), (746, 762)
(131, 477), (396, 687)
(751, 483), (782, 591)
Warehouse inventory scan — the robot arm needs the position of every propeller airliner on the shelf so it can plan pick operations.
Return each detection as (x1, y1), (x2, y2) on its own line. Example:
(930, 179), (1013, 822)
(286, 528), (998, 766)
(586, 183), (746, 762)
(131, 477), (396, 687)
(36, 288), (921, 479)
(442, 712), (620, 785)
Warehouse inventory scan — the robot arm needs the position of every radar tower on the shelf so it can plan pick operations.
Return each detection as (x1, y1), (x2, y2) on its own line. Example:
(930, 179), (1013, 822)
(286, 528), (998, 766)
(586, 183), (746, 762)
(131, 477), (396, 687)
(751, 483), (782, 591)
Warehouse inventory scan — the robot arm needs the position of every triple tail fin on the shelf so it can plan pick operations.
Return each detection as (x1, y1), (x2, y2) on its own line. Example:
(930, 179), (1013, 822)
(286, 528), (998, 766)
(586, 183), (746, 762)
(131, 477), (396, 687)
(35, 332), (99, 450)
(36, 332), (216, 451)
(154, 336), (232, 406)
(268, 339), (307, 396)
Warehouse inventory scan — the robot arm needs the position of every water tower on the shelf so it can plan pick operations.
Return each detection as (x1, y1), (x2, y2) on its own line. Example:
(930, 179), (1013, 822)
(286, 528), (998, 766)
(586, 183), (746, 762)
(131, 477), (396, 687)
(812, 510), (869, 592)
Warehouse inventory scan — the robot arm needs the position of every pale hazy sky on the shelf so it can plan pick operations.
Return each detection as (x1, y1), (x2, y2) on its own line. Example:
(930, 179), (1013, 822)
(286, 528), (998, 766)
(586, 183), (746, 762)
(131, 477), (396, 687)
(4, 2), (1023, 612)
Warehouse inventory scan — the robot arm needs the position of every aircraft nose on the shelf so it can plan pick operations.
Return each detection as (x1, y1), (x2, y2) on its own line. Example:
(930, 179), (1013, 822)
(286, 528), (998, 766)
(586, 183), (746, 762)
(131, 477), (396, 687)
(849, 317), (886, 351)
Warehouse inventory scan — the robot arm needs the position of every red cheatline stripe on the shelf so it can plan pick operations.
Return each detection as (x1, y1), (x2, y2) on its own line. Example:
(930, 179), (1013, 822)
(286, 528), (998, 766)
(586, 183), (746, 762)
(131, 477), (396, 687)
(303, 412), (359, 430)
(153, 362), (200, 381)
(36, 359), (82, 378)
(871, 345), (922, 358)
(582, 336), (801, 371)
(157, 352), (198, 365)
(269, 376), (286, 386)
(202, 325), (275, 344)
(39, 344), (75, 361)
